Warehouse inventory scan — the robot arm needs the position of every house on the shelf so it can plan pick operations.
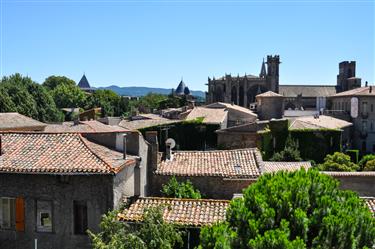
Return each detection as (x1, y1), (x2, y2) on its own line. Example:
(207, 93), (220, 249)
(183, 102), (257, 129)
(0, 113), (46, 131)
(326, 86), (375, 154)
(0, 132), (145, 249)
(118, 114), (179, 131)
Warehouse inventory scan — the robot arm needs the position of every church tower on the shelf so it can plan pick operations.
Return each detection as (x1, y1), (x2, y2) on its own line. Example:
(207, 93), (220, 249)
(266, 55), (280, 93)
(336, 61), (361, 93)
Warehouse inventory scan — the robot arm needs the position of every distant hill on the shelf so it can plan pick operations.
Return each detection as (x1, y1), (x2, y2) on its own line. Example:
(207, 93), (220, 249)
(99, 85), (206, 98)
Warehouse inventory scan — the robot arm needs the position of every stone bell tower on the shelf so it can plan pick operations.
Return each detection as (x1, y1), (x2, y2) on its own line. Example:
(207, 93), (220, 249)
(266, 55), (280, 93)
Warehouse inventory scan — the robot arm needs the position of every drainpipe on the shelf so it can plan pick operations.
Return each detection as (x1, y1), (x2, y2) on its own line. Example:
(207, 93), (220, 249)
(123, 134), (127, 160)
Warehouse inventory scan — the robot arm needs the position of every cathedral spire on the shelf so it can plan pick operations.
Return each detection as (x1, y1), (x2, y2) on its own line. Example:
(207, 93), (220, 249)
(260, 58), (267, 78)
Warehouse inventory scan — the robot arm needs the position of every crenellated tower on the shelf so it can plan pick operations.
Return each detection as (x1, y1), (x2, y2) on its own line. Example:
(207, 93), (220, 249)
(266, 55), (280, 93)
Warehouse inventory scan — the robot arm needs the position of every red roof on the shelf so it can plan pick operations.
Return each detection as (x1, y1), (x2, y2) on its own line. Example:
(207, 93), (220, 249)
(0, 133), (134, 174)
(118, 197), (229, 227)
(156, 148), (262, 179)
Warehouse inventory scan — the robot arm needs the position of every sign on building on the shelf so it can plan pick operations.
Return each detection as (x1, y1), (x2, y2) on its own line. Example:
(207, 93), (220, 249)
(351, 97), (358, 118)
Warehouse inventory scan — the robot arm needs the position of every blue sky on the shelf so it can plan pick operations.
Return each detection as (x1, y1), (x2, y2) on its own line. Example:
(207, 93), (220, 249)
(1, 0), (374, 91)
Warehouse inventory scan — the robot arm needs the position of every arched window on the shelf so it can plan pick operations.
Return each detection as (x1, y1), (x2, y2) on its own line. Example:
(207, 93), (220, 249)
(239, 86), (244, 107)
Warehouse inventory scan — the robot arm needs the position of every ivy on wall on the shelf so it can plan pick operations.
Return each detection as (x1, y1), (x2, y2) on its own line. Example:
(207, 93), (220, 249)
(258, 120), (342, 163)
(139, 118), (220, 151)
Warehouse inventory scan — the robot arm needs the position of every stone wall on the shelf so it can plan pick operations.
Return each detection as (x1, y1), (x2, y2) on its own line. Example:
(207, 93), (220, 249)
(327, 174), (375, 197)
(151, 175), (255, 199)
(0, 174), (114, 249)
(217, 132), (258, 149)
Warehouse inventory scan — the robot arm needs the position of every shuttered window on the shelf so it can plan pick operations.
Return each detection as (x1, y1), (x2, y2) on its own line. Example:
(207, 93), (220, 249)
(15, 197), (25, 232)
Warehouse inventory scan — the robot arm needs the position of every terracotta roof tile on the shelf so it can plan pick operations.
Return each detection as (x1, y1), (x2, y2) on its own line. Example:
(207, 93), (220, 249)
(0, 113), (46, 131)
(156, 148), (261, 178)
(331, 86), (375, 97)
(44, 120), (127, 133)
(323, 171), (375, 177)
(289, 115), (352, 130)
(118, 197), (229, 227)
(256, 91), (283, 98)
(263, 161), (311, 173)
(118, 117), (179, 130)
(184, 107), (228, 124)
(363, 197), (375, 216)
(0, 133), (133, 174)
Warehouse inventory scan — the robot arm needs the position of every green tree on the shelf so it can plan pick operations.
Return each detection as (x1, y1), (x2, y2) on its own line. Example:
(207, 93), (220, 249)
(363, 159), (375, 171)
(359, 154), (375, 170)
(43, 75), (76, 90)
(198, 169), (375, 249)
(318, 152), (359, 171)
(51, 83), (87, 108)
(89, 207), (183, 249)
(86, 89), (120, 117)
(161, 176), (202, 199)
(159, 95), (188, 110)
(270, 135), (302, 162)
(0, 73), (63, 122)
(135, 93), (168, 112)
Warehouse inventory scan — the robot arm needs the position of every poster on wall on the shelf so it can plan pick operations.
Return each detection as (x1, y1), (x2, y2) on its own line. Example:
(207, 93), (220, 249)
(351, 97), (358, 118)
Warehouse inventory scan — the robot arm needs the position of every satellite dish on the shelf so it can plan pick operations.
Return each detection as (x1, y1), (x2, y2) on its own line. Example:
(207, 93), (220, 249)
(165, 138), (176, 149)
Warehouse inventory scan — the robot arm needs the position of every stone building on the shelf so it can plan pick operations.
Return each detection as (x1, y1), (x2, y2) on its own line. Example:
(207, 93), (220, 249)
(206, 56), (362, 111)
(206, 55), (280, 107)
(0, 132), (148, 249)
(326, 86), (375, 154)
(255, 91), (284, 120)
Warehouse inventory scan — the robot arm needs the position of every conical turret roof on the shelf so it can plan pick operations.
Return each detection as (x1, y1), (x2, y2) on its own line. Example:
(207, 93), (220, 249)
(78, 74), (91, 89)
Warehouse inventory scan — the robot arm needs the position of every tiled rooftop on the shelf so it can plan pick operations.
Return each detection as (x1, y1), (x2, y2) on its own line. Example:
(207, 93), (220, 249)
(289, 115), (352, 130)
(44, 120), (127, 133)
(205, 102), (257, 117)
(118, 116), (179, 130)
(263, 161), (311, 173)
(331, 86), (375, 97)
(184, 107), (228, 124)
(118, 197), (229, 227)
(0, 113), (46, 131)
(256, 91), (283, 98)
(156, 148), (262, 179)
(323, 171), (375, 177)
(0, 133), (134, 174)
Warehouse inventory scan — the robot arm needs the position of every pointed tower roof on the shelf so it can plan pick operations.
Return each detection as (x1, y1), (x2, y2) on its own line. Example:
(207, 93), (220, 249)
(175, 79), (187, 95)
(259, 58), (267, 78)
(78, 74), (91, 89)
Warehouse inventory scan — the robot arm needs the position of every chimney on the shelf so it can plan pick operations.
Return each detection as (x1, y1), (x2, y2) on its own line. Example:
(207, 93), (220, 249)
(165, 140), (173, 161)
(123, 134), (127, 160)
(366, 81), (368, 87)
(145, 131), (159, 172)
(370, 86), (373, 93)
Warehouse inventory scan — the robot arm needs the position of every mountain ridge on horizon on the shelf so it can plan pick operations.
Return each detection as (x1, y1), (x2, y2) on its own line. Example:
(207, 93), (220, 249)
(99, 85), (206, 98)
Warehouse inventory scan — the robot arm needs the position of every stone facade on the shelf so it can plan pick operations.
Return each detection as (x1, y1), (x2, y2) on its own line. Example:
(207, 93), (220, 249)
(151, 175), (256, 199)
(206, 55), (280, 108)
(327, 87), (375, 154)
(0, 174), (122, 249)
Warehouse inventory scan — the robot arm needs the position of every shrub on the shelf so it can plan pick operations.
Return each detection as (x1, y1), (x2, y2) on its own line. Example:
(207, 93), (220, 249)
(318, 152), (359, 172)
(270, 135), (302, 162)
(198, 169), (375, 249)
(363, 159), (375, 171)
(161, 176), (201, 199)
(359, 154), (375, 170)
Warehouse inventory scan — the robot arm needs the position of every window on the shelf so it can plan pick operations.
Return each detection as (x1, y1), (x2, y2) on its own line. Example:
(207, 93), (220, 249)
(0, 198), (15, 229)
(371, 104), (374, 112)
(73, 201), (87, 235)
(362, 120), (368, 133)
(0, 197), (24, 231)
(371, 121), (374, 132)
(362, 102), (368, 114)
(36, 200), (53, 232)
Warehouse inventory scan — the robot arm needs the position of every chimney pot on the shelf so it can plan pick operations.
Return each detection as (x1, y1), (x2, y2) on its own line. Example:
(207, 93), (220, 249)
(165, 141), (173, 161)
(370, 86), (372, 93)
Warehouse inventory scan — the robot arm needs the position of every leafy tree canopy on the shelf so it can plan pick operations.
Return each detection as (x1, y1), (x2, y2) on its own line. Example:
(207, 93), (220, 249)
(89, 207), (183, 249)
(43, 75), (76, 90)
(0, 73), (63, 122)
(51, 83), (87, 109)
(161, 176), (202, 199)
(199, 169), (375, 249)
(135, 93), (168, 113)
(318, 152), (359, 172)
(363, 159), (375, 171)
